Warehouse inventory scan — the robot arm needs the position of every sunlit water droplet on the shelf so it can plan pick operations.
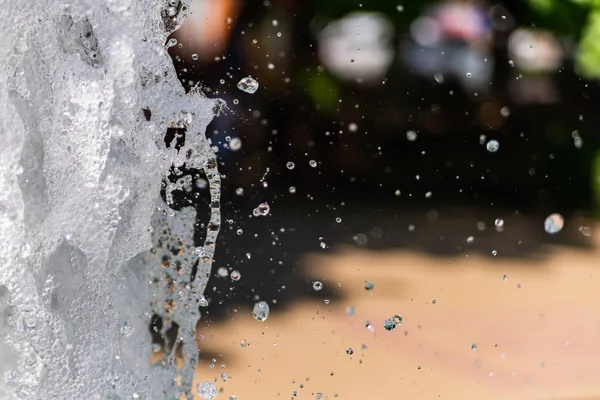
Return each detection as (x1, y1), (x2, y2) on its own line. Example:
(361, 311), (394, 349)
(199, 296), (209, 307)
(237, 76), (259, 94)
(486, 139), (499, 152)
(253, 202), (270, 217)
(231, 270), (241, 281)
(229, 137), (242, 151)
(544, 213), (564, 234)
(253, 301), (270, 321)
(383, 318), (397, 331)
(197, 381), (217, 400)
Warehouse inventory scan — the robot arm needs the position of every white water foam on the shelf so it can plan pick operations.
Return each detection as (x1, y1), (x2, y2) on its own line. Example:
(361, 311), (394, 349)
(0, 1), (220, 398)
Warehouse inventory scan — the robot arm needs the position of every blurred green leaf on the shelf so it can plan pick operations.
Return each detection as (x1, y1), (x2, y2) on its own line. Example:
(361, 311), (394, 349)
(576, 10), (600, 78)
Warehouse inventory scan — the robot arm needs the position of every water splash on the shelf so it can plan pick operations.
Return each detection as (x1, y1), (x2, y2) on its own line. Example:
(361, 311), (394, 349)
(0, 0), (220, 398)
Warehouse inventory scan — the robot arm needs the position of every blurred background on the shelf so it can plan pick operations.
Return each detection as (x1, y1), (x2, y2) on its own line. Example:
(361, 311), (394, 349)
(162, 0), (600, 398)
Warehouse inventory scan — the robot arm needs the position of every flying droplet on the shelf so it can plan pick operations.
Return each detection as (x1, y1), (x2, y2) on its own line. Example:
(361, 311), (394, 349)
(383, 318), (397, 331)
(406, 130), (417, 142)
(364, 281), (374, 291)
(471, 343), (477, 351)
(544, 213), (564, 234)
(312, 281), (323, 291)
(252, 301), (270, 321)
(346, 347), (354, 355)
(309, 160), (317, 168)
(253, 202), (270, 217)
(237, 76), (259, 94)
(231, 270), (241, 281)
(229, 137), (242, 151)
(286, 161), (295, 170)
(191, 53), (199, 61)
(197, 381), (217, 400)
(486, 139), (499, 152)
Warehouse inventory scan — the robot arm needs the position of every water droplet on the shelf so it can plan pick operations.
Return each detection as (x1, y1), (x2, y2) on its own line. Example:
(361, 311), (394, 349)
(579, 225), (592, 236)
(272, 19), (279, 26)
(365, 320), (374, 332)
(167, 38), (177, 47)
(235, 187), (244, 196)
(309, 160), (317, 168)
(467, 236), (474, 243)
(466, 72), (472, 78)
(495, 219), (504, 228)
(492, 250), (498, 256)
(236, 229), (243, 235)
(240, 339), (248, 347)
(252, 301), (270, 321)
(335, 217), (342, 223)
(434, 73), (444, 84)
(191, 53), (199, 61)
(346, 347), (354, 355)
(229, 137), (242, 151)
(383, 318), (397, 331)
(312, 281), (323, 291)
(346, 306), (355, 316)
(396, 5), (404, 12)
(231, 270), (241, 281)
(544, 213), (564, 234)
(406, 130), (417, 141)
(432, 298), (437, 304)
(197, 381), (217, 400)
(471, 343), (477, 351)
(286, 161), (295, 170)
(425, 191), (432, 198)
(237, 76), (259, 94)
(502, 274), (508, 281)
(486, 139), (499, 152)
(199, 296), (209, 307)
(348, 123), (358, 132)
(500, 107), (511, 117)
(288, 186), (296, 194)
(364, 281), (374, 291)
(217, 267), (228, 277)
(253, 202), (270, 217)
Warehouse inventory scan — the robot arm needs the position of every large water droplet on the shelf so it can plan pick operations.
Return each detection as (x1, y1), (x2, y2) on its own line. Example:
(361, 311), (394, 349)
(544, 213), (564, 234)
(486, 139), (499, 152)
(252, 301), (270, 321)
(237, 76), (259, 94)
(197, 381), (217, 400)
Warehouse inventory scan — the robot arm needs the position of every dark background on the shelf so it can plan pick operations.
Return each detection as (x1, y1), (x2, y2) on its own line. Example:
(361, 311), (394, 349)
(162, 0), (600, 325)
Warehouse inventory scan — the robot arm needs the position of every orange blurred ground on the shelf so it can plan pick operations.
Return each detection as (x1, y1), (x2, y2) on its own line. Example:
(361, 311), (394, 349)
(193, 222), (600, 400)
